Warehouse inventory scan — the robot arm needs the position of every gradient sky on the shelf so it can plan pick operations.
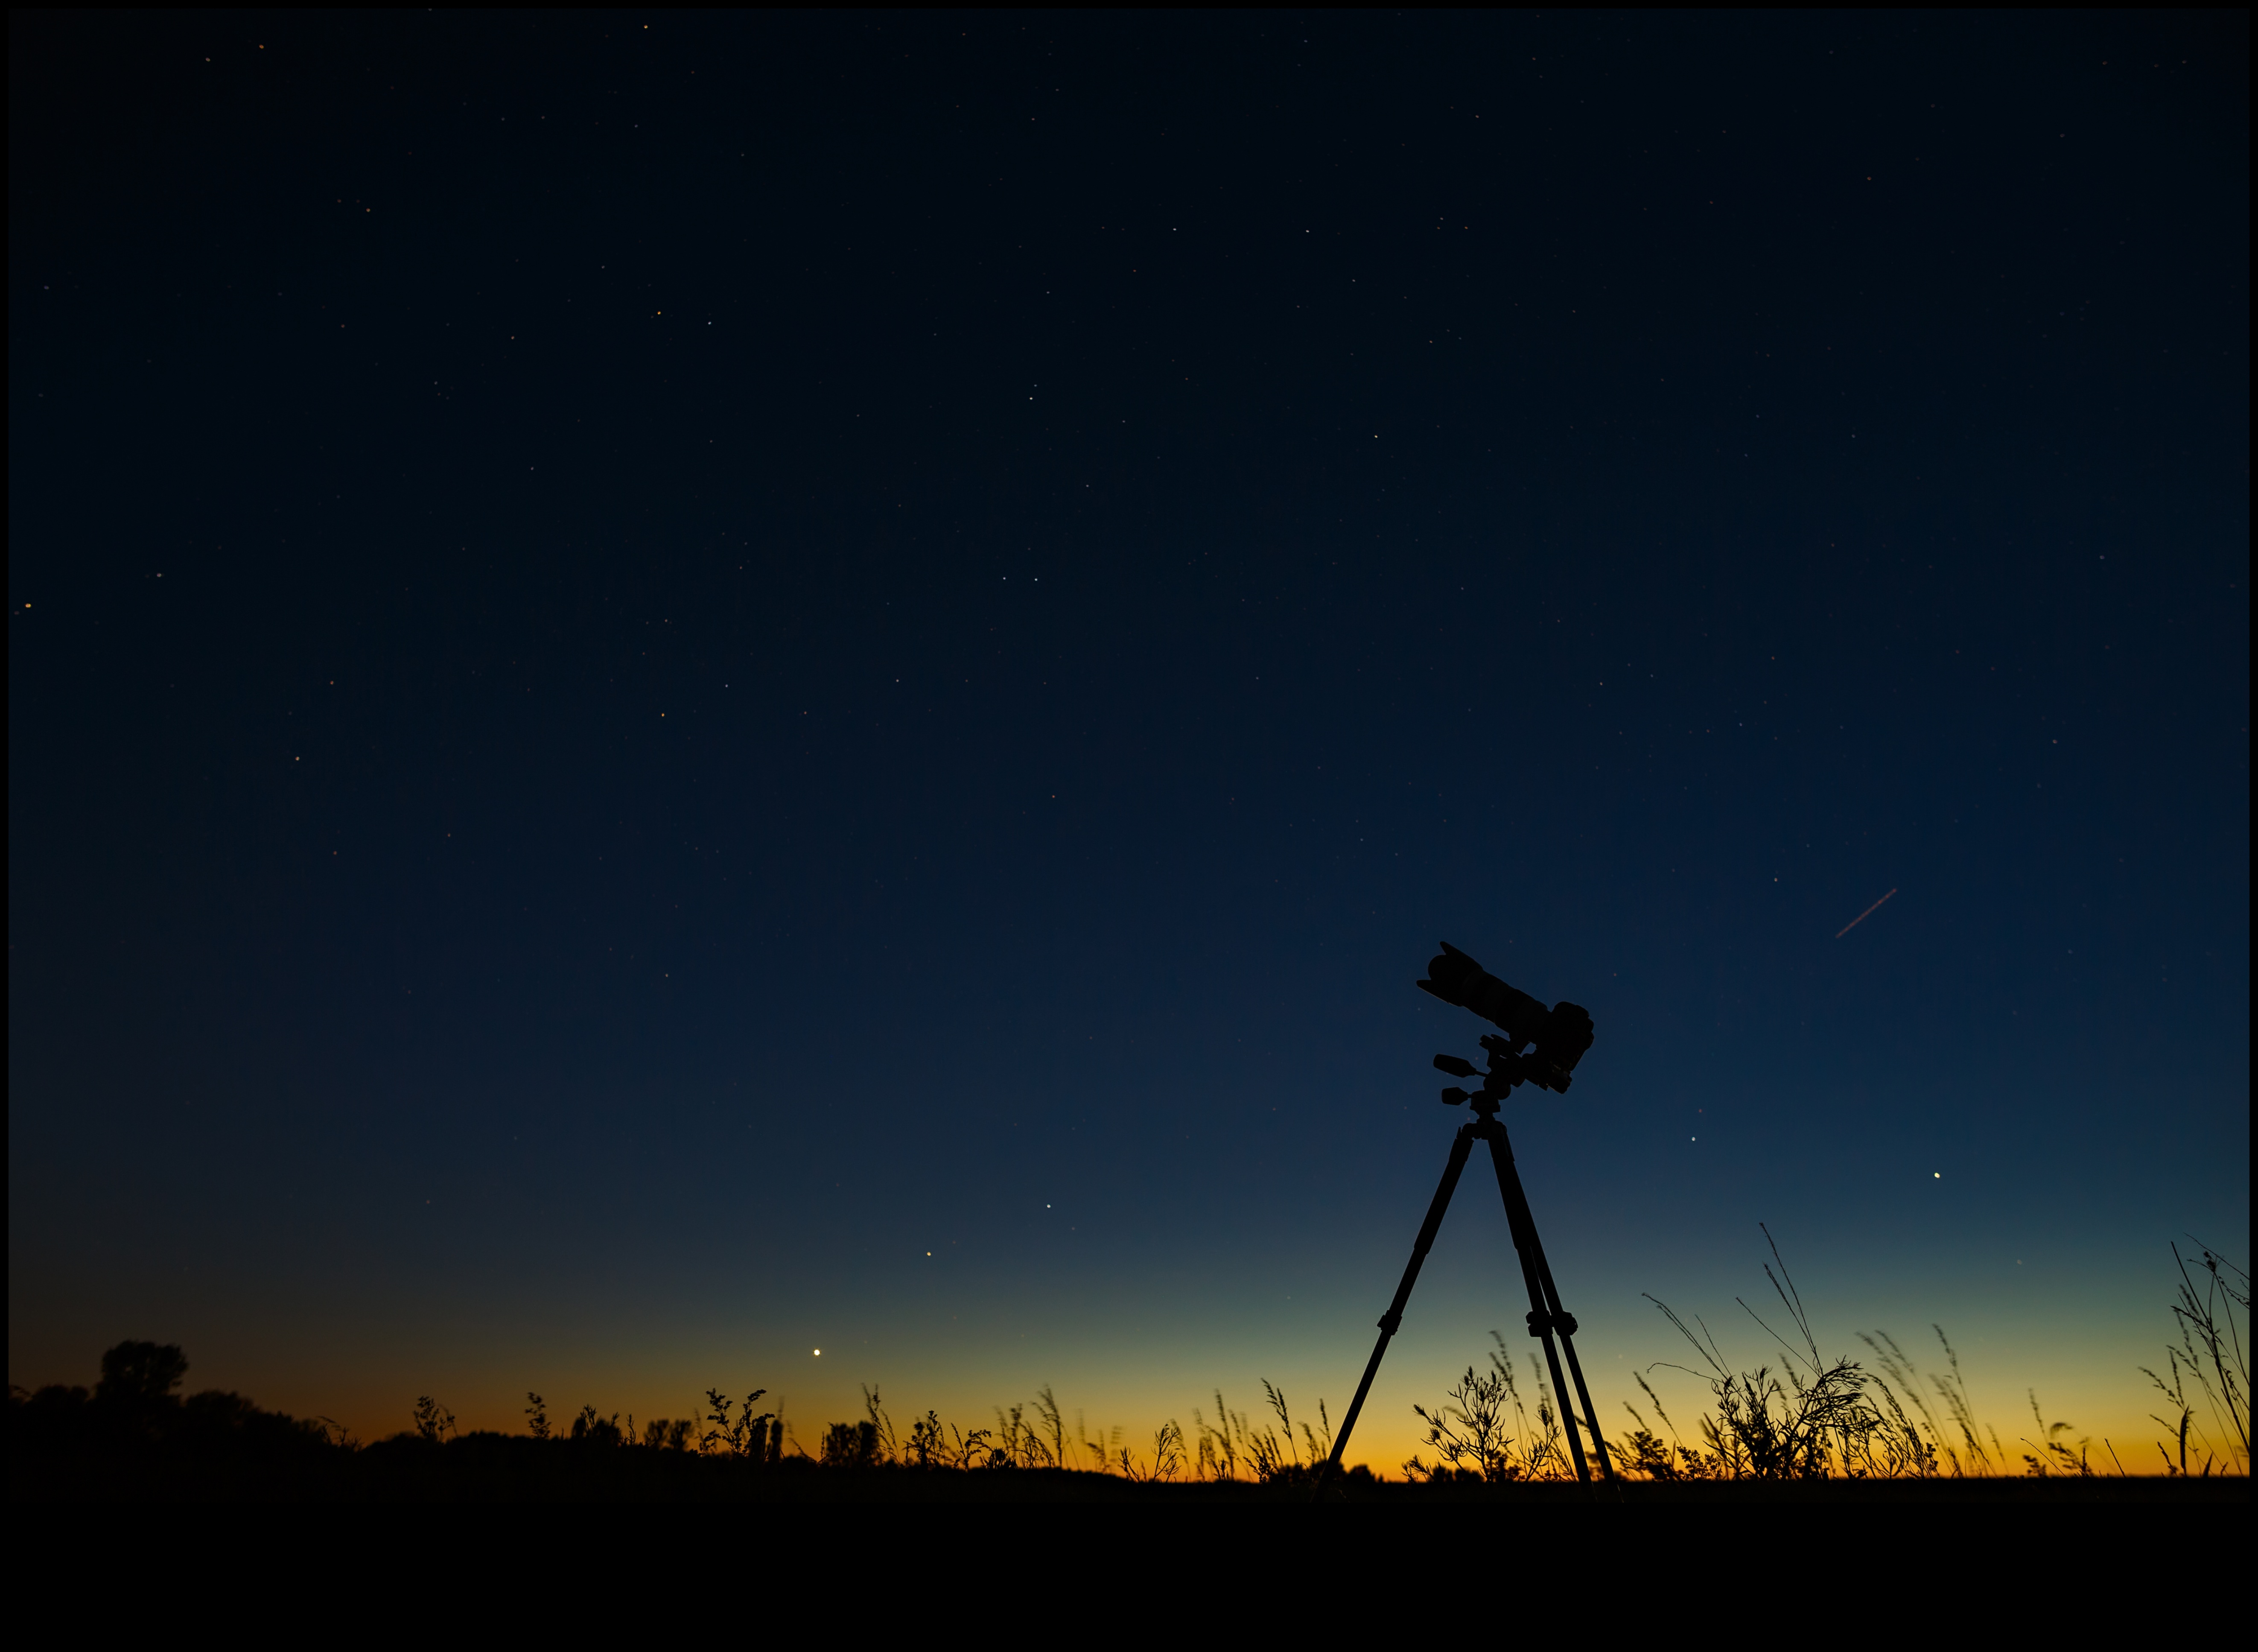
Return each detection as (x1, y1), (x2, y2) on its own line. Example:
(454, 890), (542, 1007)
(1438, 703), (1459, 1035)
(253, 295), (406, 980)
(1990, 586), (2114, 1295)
(9, 12), (2248, 1472)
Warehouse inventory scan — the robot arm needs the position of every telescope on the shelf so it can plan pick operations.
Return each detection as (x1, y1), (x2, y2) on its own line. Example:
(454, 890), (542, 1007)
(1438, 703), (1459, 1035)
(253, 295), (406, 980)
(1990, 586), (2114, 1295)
(1315, 942), (1616, 1494)
(1416, 941), (1593, 1095)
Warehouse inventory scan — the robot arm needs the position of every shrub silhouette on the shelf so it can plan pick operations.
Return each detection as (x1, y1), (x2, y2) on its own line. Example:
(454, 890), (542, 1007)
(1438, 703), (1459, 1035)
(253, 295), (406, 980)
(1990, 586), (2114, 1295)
(820, 1420), (880, 1468)
(700, 1388), (776, 1459)
(569, 1405), (623, 1445)
(1402, 1335), (1569, 1483)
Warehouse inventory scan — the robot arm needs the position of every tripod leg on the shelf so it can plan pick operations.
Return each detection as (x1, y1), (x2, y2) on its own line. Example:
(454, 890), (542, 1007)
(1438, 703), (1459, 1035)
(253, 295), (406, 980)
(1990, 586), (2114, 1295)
(1528, 1242), (1618, 1485)
(1477, 1120), (1603, 1483)
(1317, 1122), (1477, 1494)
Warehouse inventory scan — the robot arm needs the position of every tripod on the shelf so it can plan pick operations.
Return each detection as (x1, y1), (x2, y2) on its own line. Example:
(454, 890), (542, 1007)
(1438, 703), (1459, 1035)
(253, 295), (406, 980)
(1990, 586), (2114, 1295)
(1317, 1094), (1616, 1491)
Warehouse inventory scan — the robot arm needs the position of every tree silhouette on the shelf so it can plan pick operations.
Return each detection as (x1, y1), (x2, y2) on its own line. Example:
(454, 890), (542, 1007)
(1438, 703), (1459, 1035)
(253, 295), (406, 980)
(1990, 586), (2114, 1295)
(96, 1342), (189, 1408)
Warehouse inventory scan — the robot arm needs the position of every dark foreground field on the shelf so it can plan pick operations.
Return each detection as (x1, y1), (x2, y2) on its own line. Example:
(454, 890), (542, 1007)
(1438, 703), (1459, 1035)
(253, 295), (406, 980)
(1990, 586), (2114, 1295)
(11, 1433), (2246, 1504)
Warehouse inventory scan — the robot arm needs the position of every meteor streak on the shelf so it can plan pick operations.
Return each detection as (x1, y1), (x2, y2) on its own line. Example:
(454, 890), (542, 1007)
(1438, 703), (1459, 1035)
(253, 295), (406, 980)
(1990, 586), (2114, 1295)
(1835, 887), (1898, 939)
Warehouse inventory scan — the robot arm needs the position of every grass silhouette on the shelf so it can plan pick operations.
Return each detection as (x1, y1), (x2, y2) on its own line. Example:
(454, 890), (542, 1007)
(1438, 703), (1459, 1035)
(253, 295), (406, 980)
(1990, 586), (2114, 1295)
(2139, 1240), (2251, 1476)
(1622, 1229), (2249, 1482)
(1632, 1228), (1942, 1480)
(11, 1238), (2245, 1499)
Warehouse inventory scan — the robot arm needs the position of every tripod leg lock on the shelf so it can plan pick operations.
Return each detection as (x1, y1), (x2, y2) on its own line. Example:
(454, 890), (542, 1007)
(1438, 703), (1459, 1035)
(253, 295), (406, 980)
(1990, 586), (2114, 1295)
(1526, 1309), (1578, 1338)
(1377, 1311), (1403, 1334)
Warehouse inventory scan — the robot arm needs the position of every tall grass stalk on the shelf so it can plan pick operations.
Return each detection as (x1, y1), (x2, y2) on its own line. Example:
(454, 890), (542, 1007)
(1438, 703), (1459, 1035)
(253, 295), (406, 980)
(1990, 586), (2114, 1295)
(2141, 1241), (2250, 1476)
(1855, 1329), (2002, 1475)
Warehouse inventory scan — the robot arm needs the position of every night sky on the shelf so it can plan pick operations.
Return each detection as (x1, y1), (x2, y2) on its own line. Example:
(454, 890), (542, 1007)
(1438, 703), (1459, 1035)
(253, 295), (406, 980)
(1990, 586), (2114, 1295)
(9, 12), (2247, 1465)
